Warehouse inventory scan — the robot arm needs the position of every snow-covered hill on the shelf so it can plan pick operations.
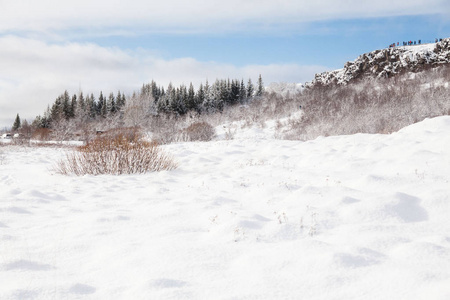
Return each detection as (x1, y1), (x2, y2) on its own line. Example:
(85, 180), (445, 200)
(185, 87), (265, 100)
(308, 38), (450, 87)
(1, 116), (450, 299)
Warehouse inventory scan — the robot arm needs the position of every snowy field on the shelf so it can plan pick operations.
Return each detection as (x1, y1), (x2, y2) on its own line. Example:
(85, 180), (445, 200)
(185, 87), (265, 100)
(1, 116), (450, 299)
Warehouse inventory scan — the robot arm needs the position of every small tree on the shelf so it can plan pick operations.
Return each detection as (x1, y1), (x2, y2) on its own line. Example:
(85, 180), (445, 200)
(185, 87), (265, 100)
(256, 74), (264, 97)
(12, 114), (21, 131)
(247, 78), (254, 98)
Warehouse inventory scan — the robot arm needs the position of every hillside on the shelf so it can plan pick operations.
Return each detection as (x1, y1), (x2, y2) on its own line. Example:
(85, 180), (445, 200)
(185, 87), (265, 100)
(308, 38), (450, 87)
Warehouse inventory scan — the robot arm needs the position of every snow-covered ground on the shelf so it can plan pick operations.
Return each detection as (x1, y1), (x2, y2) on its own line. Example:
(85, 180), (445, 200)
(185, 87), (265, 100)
(1, 116), (450, 299)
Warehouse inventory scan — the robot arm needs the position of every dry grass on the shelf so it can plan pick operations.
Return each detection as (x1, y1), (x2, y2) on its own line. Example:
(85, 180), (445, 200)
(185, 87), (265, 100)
(55, 131), (177, 175)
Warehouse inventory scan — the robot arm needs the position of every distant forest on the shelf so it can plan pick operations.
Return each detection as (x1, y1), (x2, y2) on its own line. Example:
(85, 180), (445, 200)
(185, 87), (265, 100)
(31, 76), (264, 130)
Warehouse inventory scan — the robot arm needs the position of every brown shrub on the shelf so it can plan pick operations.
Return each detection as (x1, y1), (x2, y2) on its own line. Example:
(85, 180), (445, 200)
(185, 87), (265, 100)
(183, 121), (216, 142)
(55, 133), (177, 175)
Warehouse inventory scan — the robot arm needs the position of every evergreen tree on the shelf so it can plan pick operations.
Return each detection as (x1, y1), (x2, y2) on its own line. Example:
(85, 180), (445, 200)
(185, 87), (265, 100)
(50, 95), (64, 122)
(210, 79), (224, 112)
(247, 78), (254, 98)
(151, 80), (161, 102)
(159, 83), (174, 113)
(186, 83), (196, 111)
(219, 80), (228, 109)
(230, 79), (240, 105)
(116, 91), (126, 110)
(97, 91), (107, 117)
(62, 90), (71, 119)
(256, 74), (264, 97)
(77, 92), (86, 114)
(141, 83), (151, 97)
(170, 85), (187, 115)
(196, 83), (205, 113)
(202, 80), (213, 112)
(12, 113), (21, 131)
(87, 93), (96, 119)
(239, 79), (246, 103)
(107, 92), (116, 114)
(70, 94), (77, 118)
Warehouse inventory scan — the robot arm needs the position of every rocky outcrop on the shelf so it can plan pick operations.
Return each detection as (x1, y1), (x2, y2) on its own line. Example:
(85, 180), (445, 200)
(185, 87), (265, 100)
(308, 38), (450, 87)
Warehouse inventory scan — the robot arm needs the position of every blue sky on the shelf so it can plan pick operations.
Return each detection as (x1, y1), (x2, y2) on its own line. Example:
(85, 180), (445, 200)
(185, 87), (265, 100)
(82, 15), (449, 68)
(1, 0), (450, 127)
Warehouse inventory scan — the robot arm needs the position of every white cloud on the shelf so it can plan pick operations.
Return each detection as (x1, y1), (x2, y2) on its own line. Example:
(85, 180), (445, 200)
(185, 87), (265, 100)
(0, 0), (448, 34)
(0, 36), (326, 127)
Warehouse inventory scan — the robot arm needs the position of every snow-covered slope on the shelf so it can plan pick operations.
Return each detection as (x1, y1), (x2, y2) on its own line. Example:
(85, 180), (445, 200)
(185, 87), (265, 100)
(309, 38), (450, 86)
(1, 116), (450, 299)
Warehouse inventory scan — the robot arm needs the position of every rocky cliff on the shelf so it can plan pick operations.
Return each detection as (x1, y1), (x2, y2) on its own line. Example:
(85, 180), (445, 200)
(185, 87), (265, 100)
(308, 38), (450, 87)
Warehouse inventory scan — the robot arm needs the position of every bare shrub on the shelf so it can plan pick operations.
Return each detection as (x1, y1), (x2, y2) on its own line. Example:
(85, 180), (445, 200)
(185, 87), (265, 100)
(32, 128), (52, 141)
(281, 66), (450, 140)
(149, 114), (185, 144)
(182, 121), (216, 142)
(11, 137), (31, 146)
(101, 127), (143, 143)
(55, 133), (177, 175)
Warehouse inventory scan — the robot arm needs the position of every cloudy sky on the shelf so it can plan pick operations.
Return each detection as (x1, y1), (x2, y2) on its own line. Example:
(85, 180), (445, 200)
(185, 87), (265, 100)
(1, 0), (449, 128)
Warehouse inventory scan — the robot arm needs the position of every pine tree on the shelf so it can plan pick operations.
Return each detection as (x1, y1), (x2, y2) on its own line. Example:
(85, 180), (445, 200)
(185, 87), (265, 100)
(151, 80), (161, 102)
(170, 85), (187, 115)
(202, 80), (213, 112)
(247, 78), (254, 98)
(196, 83), (205, 113)
(70, 94), (77, 118)
(256, 74), (264, 97)
(77, 92), (86, 113)
(230, 79), (240, 105)
(239, 79), (246, 103)
(107, 92), (116, 114)
(62, 90), (71, 119)
(50, 95), (64, 122)
(97, 91), (107, 117)
(87, 93), (96, 119)
(186, 82), (196, 111)
(159, 83), (174, 113)
(12, 113), (21, 131)
(116, 91), (126, 110)
(212, 79), (225, 112)
(43, 106), (51, 128)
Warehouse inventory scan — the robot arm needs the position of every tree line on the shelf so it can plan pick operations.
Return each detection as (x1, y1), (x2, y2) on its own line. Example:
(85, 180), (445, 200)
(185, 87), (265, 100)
(30, 75), (264, 130)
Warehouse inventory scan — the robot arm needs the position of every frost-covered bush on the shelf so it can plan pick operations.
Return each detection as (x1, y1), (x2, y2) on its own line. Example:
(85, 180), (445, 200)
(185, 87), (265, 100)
(282, 66), (450, 140)
(55, 132), (177, 175)
(149, 115), (185, 144)
(182, 121), (216, 142)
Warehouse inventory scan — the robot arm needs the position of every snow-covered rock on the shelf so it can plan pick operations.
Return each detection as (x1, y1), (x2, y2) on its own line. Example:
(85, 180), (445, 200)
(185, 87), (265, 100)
(308, 38), (450, 87)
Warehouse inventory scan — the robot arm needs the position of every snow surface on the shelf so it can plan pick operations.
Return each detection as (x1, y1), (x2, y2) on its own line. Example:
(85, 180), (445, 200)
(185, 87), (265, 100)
(1, 116), (450, 299)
